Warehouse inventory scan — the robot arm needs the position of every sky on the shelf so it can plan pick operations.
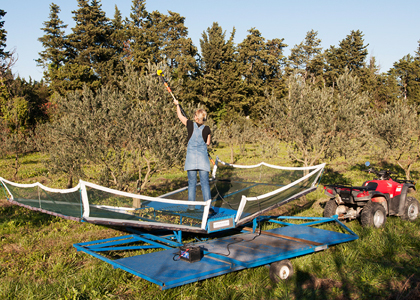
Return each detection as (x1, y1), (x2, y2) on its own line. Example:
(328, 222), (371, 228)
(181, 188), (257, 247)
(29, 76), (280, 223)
(2, 0), (420, 82)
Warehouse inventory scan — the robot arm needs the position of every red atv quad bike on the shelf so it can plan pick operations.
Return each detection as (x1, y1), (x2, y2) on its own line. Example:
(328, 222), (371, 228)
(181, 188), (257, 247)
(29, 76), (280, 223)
(323, 162), (419, 228)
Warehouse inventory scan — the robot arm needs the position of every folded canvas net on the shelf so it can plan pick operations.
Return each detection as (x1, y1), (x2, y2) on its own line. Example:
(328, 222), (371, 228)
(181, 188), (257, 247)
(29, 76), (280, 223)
(0, 157), (325, 233)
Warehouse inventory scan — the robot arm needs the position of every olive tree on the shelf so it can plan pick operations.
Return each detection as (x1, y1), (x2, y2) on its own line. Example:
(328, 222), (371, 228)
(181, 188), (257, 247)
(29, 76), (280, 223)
(37, 63), (187, 191)
(216, 115), (256, 163)
(118, 63), (187, 191)
(0, 95), (31, 179)
(327, 69), (371, 161)
(264, 70), (370, 167)
(370, 100), (420, 180)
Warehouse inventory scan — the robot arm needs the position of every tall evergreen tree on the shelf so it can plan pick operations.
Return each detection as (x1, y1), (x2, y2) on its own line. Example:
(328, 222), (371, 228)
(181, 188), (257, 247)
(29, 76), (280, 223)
(287, 29), (324, 83)
(325, 30), (369, 87)
(108, 5), (127, 84)
(158, 10), (199, 99)
(126, 0), (155, 73)
(160, 11), (189, 68)
(63, 0), (115, 90)
(238, 28), (287, 118)
(0, 9), (11, 80)
(37, 3), (68, 94)
(0, 9), (8, 61)
(126, 3), (199, 103)
(199, 22), (244, 119)
(363, 56), (400, 108)
(390, 53), (420, 104)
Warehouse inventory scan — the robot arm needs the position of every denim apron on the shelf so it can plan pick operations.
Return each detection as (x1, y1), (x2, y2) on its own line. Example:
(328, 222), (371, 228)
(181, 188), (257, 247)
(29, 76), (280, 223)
(184, 122), (210, 172)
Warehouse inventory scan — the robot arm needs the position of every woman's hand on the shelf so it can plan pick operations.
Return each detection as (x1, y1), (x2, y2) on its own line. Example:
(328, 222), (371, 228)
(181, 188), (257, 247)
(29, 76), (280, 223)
(173, 99), (179, 106)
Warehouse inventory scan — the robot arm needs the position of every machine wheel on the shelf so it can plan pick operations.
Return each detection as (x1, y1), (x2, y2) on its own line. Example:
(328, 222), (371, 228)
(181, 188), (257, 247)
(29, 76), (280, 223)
(401, 197), (419, 221)
(360, 201), (387, 228)
(323, 199), (338, 217)
(323, 199), (347, 218)
(269, 259), (294, 283)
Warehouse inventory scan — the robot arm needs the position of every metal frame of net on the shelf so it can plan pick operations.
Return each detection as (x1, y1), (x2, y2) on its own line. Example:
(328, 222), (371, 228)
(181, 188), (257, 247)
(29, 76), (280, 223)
(205, 157), (325, 225)
(0, 157), (325, 233)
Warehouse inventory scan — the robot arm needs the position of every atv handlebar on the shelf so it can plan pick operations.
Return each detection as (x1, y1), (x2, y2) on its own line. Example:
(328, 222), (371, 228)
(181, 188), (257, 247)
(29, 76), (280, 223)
(362, 167), (396, 180)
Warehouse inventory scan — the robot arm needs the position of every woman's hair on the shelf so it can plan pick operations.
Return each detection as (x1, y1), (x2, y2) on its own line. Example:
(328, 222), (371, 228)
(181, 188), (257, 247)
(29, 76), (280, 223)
(195, 109), (207, 124)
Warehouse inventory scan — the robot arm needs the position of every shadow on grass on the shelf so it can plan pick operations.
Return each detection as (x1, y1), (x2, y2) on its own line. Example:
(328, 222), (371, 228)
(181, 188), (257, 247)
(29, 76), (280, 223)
(288, 219), (420, 299)
(291, 268), (348, 299)
(0, 200), (59, 228)
(320, 167), (352, 186)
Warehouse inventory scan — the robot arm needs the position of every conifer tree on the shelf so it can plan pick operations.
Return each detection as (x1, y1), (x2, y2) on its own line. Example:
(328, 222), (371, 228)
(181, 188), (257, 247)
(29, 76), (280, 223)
(390, 53), (420, 104)
(237, 28), (287, 118)
(361, 56), (400, 108)
(325, 30), (369, 87)
(287, 30), (324, 84)
(127, 0), (155, 73)
(0, 9), (8, 62)
(63, 0), (115, 90)
(161, 11), (189, 68)
(108, 5), (127, 83)
(0, 9), (12, 80)
(199, 23), (244, 119)
(158, 11), (199, 103)
(37, 3), (68, 94)
(126, 3), (199, 103)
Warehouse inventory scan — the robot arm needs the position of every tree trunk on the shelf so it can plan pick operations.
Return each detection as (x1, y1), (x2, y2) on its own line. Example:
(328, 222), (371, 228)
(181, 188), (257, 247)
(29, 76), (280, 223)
(66, 174), (73, 189)
(140, 155), (152, 191)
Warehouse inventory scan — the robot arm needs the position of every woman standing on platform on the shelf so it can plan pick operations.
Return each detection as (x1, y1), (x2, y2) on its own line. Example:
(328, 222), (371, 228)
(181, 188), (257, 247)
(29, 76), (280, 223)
(173, 99), (211, 211)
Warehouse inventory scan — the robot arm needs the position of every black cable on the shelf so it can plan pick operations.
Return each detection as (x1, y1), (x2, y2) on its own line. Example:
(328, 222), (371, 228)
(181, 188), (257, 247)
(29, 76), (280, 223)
(212, 179), (236, 210)
(208, 176), (265, 257)
(209, 209), (263, 257)
(210, 227), (262, 257)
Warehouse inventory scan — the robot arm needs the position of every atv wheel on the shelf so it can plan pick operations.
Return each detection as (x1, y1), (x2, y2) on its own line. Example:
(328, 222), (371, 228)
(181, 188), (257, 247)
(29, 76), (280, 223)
(323, 199), (347, 218)
(323, 199), (338, 217)
(401, 197), (419, 221)
(361, 201), (387, 228)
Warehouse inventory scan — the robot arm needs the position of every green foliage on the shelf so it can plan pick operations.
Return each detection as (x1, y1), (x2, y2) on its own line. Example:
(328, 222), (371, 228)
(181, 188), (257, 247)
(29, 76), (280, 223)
(126, 2), (198, 85)
(370, 100), (420, 180)
(286, 29), (324, 84)
(0, 81), (36, 179)
(36, 3), (68, 93)
(0, 9), (8, 61)
(0, 75), (49, 179)
(265, 70), (370, 167)
(325, 30), (369, 87)
(327, 69), (370, 161)
(198, 22), (245, 120)
(365, 57), (401, 108)
(266, 73), (335, 167)
(117, 62), (187, 191)
(36, 62), (187, 191)
(0, 96), (29, 131)
(64, 0), (116, 89)
(5, 76), (50, 128)
(238, 28), (288, 118)
(390, 53), (420, 105)
(216, 115), (256, 163)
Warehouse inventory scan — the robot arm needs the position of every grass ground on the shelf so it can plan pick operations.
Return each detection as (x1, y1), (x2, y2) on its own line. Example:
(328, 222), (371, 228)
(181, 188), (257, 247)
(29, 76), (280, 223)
(1, 145), (420, 299)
